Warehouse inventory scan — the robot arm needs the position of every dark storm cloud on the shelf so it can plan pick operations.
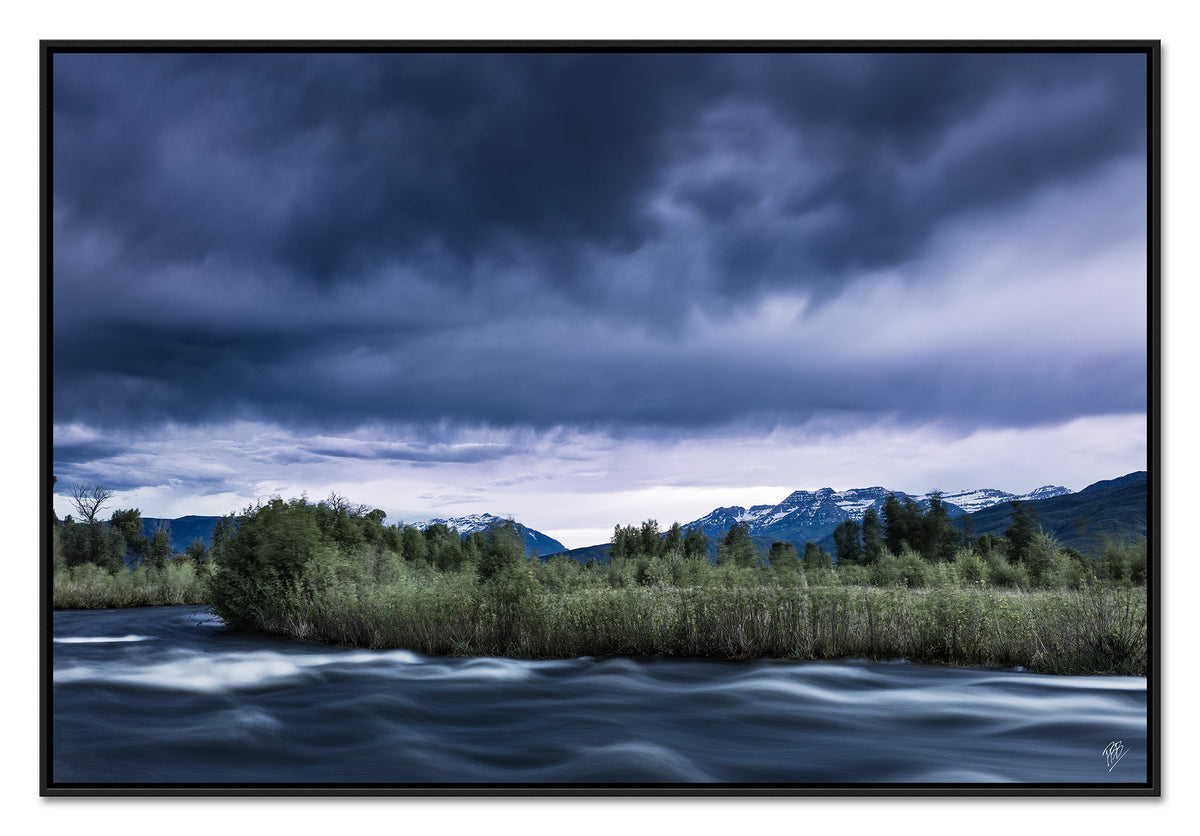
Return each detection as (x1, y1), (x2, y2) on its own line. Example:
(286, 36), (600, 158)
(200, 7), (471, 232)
(51, 49), (1149, 442)
(52, 52), (712, 288)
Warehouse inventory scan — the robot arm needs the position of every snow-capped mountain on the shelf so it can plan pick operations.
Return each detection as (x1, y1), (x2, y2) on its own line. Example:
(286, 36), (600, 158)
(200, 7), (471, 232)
(681, 483), (1074, 545)
(1019, 485), (1073, 502)
(411, 513), (567, 557)
(935, 485), (1070, 514)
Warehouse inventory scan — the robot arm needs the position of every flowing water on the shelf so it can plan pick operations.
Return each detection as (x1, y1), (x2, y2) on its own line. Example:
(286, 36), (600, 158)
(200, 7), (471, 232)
(50, 606), (1149, 786)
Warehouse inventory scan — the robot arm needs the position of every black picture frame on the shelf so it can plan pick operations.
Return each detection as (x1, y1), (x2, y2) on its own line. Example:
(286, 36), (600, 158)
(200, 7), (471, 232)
(41, 40), (1161, 797)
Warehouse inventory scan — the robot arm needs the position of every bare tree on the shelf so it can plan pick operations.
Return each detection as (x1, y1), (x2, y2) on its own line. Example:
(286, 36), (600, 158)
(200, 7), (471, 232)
(326, 491), (370, 518)
(69, 483), (114, 525)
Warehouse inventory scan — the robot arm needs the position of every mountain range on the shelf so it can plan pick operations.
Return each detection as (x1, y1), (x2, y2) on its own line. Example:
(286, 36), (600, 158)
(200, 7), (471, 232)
(552, 471), (1148, 563)
(141, 471), (1146, 563)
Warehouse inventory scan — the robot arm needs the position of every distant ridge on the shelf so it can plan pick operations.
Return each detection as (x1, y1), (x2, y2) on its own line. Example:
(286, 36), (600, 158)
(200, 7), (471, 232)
(139, 512), (566, 558)
(1079, 471), (1148, 494)
(141, 516), (223, 554)
(548, 472), (1147, 563)
(142, 472), (1146, 563)
(411, 513), (566, 557)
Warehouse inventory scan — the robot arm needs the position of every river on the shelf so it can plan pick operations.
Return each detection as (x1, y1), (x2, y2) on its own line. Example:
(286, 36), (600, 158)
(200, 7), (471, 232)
(49, 606), (1149, 787)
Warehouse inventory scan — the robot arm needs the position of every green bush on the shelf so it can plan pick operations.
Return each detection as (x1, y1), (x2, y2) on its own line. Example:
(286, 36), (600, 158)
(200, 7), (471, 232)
(953, 547), (987, 584)
(53, 561), (210, 609)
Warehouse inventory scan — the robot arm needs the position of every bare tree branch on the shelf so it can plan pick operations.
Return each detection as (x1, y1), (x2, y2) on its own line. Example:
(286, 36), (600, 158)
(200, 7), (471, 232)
(69, 483), (114, 525)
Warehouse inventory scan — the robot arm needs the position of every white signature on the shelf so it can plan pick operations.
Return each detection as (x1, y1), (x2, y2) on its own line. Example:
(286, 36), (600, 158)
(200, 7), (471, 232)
(1101, 740), (1130, 772)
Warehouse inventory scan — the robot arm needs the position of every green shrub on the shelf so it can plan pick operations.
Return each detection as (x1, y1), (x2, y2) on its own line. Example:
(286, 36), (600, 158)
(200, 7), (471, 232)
(953, 547), (987, 584)
(986, 558), (1030, 589)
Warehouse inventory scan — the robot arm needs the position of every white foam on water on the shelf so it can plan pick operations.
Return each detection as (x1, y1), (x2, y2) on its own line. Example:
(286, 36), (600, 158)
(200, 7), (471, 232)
(54, 647), (425, 693)
(451, 658), (536, 681)
(54, 635), (152, 644)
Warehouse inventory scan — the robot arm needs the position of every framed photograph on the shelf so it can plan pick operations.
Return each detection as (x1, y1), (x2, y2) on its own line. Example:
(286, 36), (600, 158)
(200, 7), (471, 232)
(42, 41), (1159, 796)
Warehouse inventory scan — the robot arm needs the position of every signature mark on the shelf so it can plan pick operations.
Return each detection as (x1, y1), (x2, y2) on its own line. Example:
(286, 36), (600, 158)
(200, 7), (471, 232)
(1101, 740), (1130, 772)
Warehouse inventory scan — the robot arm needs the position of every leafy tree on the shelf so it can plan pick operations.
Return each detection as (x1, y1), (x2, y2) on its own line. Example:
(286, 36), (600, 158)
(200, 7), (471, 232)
(768, 541), (800, 572)
(253, 498), (323, 571)
(882, 494), (922, 555)
(98, 526), (128, 572)
(425, 523), (466, 572)
(803, 542), (832, 573)
(718, 521), (756, 568)
(683, 526), (710, 561)
(146, 524), (174, 568)
(921, 493), (958, 563)
(209, 515), (237, 557)
(109, 508), (149, 560)
(832, 519), (863, 565)
(638, 519), (661, 557)
(477, 519), (526, 582)
(318, 491), (371, 551)
(861, 507), (885, 564)
(1002, 501), (1040, 564)
(610, 524), (640, 561)
(400, 525), (428, 564)
(185, 537), (209, 565)
(663, 522), (684, 558)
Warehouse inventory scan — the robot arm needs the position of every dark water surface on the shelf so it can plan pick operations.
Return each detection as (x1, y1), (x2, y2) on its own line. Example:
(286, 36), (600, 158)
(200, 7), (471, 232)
(50, 607), (1148, 786)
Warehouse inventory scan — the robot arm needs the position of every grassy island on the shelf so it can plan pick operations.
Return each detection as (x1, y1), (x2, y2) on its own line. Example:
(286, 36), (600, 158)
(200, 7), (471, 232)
(51, 494), (1148, 676)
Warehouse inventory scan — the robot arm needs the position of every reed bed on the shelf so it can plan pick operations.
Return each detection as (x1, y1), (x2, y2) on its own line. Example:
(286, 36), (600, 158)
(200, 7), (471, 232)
(52, 561), (210, 609)
(278, 576), (1146, 676)
(54, 556), (1146, 675)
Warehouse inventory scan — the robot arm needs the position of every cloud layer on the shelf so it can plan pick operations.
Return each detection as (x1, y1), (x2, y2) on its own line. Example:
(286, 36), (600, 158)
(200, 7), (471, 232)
(50, 50), (1150, 538)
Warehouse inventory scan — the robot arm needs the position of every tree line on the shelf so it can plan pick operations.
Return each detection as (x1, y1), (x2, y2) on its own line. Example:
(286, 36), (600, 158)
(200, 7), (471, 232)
(52, 480), (1146, 619)
(605, 491), (1145, 588)
(53, 482), (207, 573)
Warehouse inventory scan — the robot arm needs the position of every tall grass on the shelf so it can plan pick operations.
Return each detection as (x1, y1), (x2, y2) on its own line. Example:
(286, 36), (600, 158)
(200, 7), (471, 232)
(53, 547), (1147, 675)
(237, 562), (1146, 676)
(52, 561), (211, 609)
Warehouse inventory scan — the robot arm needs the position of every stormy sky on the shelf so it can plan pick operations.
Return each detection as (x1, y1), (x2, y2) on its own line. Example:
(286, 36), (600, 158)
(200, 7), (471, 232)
(50, 49), (1150, 548)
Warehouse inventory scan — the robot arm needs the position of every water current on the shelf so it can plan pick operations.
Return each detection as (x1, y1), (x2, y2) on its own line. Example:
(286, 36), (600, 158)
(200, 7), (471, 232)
(50, 607), (1149, 786)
